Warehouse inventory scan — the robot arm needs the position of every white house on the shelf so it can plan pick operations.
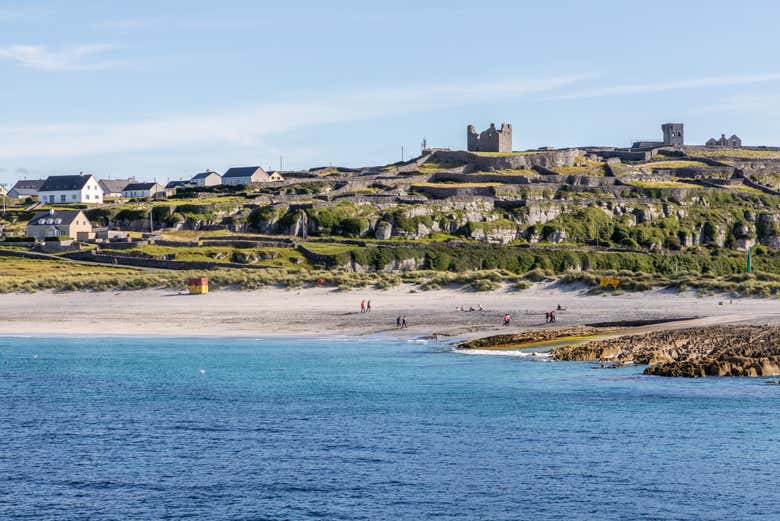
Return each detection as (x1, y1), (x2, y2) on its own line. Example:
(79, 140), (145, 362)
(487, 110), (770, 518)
(122, 182), (165, 199)
(38, 174), (104, 204)
(190, 171), (222, 187)
(99, 178), (136, 198)
(221, 166), (270, 186)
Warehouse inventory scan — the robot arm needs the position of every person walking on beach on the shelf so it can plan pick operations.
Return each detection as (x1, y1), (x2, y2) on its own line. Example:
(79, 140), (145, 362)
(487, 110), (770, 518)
(360, 300), (365, 313)
(550, 310), (556, 323)
(545, 311), (550, 323)
(401, 315), (407, 329)
(503, 314), (510, 326)
(366, 300), (372, 313)
(396, 316), (402, 328)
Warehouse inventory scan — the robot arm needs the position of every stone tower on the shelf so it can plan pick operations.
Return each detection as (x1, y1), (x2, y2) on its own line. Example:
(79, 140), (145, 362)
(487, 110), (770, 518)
(467, 123), (512, 153)
(662, 123), (684, 147)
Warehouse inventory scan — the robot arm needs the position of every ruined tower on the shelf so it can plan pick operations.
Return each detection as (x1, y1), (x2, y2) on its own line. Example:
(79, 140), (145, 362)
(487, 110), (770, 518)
(662, 123), (684, 147)
(467, 123), (512, 153)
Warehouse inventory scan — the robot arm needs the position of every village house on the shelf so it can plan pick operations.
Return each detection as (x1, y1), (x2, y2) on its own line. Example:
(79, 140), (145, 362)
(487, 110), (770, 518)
(38, 174), (104, 204)
(122, 182), (165, 199)
(165, 180), (192, 191)
(267, 171), (285, 182)
(8, 179), (45, 199)
(221, 166), (269, 186)
(99, 178), (136, 198)
(26, 208), (93, 240)
(190, 170), (222, 187)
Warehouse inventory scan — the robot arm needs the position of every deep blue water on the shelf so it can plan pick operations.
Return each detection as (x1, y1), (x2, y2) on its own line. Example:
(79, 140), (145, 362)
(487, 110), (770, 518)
(0, 336), (778, 521)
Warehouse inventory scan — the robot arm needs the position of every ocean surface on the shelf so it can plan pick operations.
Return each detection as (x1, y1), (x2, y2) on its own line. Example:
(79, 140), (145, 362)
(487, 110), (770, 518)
(0, 336), (778, 521)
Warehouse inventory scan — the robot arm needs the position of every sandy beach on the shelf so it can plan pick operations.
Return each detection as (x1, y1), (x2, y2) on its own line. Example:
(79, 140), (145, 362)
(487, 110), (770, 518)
(1, 283), (780, 340)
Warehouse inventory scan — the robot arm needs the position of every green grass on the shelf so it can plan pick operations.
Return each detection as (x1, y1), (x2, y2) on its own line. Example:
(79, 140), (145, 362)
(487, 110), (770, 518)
(412, 182), (502, 188)
(640, 160), (713, 169)
(686, 148), (780, 159)
(627, 180), (697, 189)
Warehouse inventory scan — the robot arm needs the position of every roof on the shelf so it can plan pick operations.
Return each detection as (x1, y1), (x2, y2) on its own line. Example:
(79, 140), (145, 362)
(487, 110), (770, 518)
(99, 178), (135, 194)
(39, 174), (94, 192)
(223, 166), (266, 178)
(192, 171), (220, 180)
(11, 179), (46, 191)
(28, 209), (86, 226)
(166, 180), (192, 189)
(124, 182), (161, 192)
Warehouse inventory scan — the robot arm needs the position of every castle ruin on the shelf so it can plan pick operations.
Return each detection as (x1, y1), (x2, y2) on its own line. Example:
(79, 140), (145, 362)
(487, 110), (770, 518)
(467, 123), (512, 153)
(662, 123), (684, 147)
(706, 134), (742, 148)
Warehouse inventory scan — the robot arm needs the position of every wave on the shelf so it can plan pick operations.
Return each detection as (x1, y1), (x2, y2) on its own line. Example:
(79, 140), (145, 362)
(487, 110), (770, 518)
(453, 348), (551, 358)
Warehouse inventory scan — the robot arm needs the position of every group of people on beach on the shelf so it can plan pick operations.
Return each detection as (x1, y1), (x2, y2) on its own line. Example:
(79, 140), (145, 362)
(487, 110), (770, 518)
(359, 300), (372, 313)
(545, 305), (563, 323)
(396, 315), (408, 329)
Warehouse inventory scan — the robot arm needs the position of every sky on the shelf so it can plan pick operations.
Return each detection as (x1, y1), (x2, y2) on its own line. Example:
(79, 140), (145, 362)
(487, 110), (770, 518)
(2, 0), (780, 184)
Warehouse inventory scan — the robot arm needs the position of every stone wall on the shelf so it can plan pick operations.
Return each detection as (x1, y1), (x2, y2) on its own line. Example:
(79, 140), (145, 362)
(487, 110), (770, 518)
(432, 149), (580, 172)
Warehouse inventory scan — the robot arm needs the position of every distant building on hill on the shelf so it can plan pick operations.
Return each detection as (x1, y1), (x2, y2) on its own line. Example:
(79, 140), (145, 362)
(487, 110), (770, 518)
(38, 174), (103, 204)
(222, 166), (270, 186)
(122, 182), (165, 199)
(706, 134), (742, 148)
(190, 170), (222, 187)
(99, 178), (136, 198)
(26, 208), (92, 240)
(8, 179), (45, 199)
(467, 123), (512, 153)
(662, 123), (684, 146)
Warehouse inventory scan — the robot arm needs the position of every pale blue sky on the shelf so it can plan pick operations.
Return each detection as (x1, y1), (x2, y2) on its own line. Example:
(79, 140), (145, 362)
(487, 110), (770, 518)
(1, 0), (780, 184)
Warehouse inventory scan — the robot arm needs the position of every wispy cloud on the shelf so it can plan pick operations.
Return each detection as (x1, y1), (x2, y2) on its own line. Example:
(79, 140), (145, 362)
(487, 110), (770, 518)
(0, 74), (589, 160)
(697, 93), (780, 113)
(0, 44), (118, 71)
(553, 73), (780, 100)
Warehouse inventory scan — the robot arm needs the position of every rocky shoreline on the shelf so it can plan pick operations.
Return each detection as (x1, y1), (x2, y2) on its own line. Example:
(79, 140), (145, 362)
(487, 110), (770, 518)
(552, 325), (780, 377)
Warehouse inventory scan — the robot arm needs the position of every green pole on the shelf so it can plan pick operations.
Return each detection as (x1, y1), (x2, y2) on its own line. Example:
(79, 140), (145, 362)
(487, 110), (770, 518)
(747, 246), (752, 273)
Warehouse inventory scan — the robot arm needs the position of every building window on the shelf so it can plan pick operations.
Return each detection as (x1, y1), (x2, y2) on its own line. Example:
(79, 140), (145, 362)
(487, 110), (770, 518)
(61, 195), (66, 202)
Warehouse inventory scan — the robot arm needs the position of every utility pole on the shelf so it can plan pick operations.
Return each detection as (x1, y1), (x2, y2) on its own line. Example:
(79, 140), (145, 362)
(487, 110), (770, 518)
(401, 146), (405, 162)
(280, 156), (283, 171)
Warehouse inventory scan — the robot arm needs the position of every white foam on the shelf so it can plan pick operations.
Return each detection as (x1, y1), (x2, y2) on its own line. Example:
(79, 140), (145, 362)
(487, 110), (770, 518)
(453, 349), (551, 358)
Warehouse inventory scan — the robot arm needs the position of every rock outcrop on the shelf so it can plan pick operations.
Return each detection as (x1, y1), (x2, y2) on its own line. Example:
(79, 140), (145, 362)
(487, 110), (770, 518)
(552, 325), (780, 377)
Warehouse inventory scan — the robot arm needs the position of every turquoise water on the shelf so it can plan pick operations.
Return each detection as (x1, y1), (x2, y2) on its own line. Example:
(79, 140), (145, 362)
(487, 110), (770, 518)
(1, 336), (778, 520)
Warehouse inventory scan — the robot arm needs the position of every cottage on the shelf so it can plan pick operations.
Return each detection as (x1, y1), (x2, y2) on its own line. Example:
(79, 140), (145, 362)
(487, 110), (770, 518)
(38, 174), (104, 204)
(99, 178), (136, 198)
(221, 166), (269, 186)
(122, 182), (165, 199)
(267, 171), (285, 182)
(190, 171), (222, 187)
(26, 209), (92, 240)
(8, 179), (45, 199)
(165, 180), (192, 191)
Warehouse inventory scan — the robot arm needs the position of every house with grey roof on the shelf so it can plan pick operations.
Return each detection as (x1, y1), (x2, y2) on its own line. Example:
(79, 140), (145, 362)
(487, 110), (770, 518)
(221, 166), (269, 186)
(166, 180), (192, 190)
(122, 182), (165, 199)
(8, 179), (46, 199)
(190, 170), (222, 187)
(99, 178), (136, 198)
(26, 208), (93, 240)
(38, 174), (103, 204)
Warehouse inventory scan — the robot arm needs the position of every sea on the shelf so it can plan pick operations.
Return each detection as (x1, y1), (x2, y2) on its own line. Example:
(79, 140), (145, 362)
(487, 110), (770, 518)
(0, 335), (778, 520)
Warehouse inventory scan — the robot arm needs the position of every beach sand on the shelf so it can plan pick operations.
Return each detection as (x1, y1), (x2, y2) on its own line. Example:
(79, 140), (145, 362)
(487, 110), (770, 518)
(1, 283), (779, 341)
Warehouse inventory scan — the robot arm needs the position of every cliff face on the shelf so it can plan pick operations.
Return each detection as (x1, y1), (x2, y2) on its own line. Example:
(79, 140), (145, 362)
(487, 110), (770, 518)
(552, 326), (780, 377)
